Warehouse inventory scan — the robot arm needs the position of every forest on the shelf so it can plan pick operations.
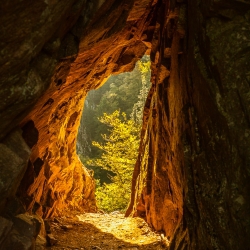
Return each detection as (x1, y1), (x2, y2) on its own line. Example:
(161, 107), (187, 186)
(77, 56), (151, 211)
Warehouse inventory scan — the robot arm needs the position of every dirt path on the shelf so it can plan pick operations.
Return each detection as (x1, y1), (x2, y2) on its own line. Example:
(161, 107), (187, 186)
(46, 212), (169, 250)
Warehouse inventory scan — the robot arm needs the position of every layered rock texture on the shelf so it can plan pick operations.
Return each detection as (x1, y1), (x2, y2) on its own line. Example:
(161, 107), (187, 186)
(127, 1), (250, 249)
(0, 0), (249, 249)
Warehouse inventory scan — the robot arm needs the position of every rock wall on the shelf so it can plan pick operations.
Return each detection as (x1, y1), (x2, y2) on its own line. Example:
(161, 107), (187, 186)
(127, 0), (250, 249)
(18, 0), (156, 218)
(0, 0), (156, 218)
(0, 0), (249, 249)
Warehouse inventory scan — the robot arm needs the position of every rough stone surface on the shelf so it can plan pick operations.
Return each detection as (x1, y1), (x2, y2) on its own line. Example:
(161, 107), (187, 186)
(0, 129), (30, 213)
(12, 213), (42, 239)
(35, 235), (47, 250)
(0, 216), (13, 247)
(0, 0), (249, 249)
(46, 233), (58, 246)
(17, 0), (153, 218)
(0, 213), (45, 250)
(127, 1), (250, 249)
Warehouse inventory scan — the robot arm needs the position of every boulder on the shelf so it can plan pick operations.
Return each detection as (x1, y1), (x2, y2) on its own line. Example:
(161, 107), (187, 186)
(0, 216), (13, 247)
(0, 213), (45, 250)
(35, 235), (47, 250)
(46, 233), (58, 246)
(0, 129), (30, 213)
(12, 214), (41, 239)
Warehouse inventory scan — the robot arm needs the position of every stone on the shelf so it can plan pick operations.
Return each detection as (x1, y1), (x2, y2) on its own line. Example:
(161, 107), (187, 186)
(0, 214), (44, 250)
(13, 0), (150, 219)
(0, 217), (13, 246)
(0, 129), (30, 213)
(12, 214), (41, 238)
(5, 234), (33, 250)
(46, 234), (58, 246)
(22, 120), (39, 148)
(35, 215), (47, 250)
(35, 235), (47, 250)
(2, 129), (31, 160)
(3, 196), (26, 217)
(127, 1), (250, 249)
(44, 219), (51, 233)
(0, 0), (91, 140)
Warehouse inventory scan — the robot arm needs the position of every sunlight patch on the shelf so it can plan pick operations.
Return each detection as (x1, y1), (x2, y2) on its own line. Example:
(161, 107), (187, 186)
(76, 213), (163, 246)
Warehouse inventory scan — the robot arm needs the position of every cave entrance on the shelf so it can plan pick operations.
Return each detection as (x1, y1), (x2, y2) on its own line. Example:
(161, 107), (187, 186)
(77, 55), (151, 213)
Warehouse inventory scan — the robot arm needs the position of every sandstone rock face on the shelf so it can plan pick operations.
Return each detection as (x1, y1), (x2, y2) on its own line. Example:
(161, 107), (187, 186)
(0, 0), (249, 249)
(11, 0), (154, 218)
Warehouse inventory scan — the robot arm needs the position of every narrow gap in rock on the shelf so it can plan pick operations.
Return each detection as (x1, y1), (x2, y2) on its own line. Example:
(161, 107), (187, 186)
(44, 56), (168, 249)
(77, 55), (151, 214)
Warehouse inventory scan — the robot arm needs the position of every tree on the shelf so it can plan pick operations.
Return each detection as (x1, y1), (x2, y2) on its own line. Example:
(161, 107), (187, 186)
(88, 110), (141, 212)
(77, 56), (151, 210)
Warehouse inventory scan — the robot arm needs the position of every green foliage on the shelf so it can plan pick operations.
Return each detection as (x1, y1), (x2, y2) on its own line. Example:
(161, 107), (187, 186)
(79, 155), (113, 185)
(95, 182), (131, 212)
(78, 56), (151, 155)
(77, 67), (143, 159)
(88, 110), (141, 212)
(130, 59), (151, 124)
(137, 60), (151, 74)
(77, 55), (151, 212)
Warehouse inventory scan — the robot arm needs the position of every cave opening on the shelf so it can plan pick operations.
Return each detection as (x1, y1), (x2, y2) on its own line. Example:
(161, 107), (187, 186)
(77, 56), (151, 213)
(1, 0), (249, 249)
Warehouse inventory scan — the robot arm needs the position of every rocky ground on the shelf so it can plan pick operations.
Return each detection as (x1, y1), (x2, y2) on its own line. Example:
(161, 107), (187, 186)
(46, 212), (169, 250)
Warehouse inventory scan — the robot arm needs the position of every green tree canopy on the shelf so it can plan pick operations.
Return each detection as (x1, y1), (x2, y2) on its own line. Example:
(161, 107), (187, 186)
(77, 56), (151, 212)
(88, 110), (141, 212)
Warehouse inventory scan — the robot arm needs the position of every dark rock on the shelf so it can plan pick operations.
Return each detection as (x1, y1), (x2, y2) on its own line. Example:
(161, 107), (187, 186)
(2, 129), (31, 160)
(0, 217), (13, 246)
(0, 129), (30, 213)
(53, 218), (61, 224)
(12, 214), (41, 238)
(22, 120), (39, 148)
(35, 215), (47, 250)
(44, 219), (51, 234)
(0, 145), (23, 198)
(0, 0), (89, 140)
(46, 234), (58, 246)
(33, 157), (44, 177)
(5, 233), (34, 250)
(0, 214), (44, 250)
(3, 196), (26, 217)
(127, 1), (250, 249)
